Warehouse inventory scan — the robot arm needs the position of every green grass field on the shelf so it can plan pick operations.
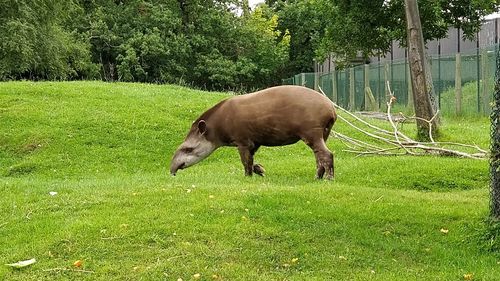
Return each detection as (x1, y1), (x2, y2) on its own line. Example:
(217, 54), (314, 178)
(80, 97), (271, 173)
(0, 81), (498, 280)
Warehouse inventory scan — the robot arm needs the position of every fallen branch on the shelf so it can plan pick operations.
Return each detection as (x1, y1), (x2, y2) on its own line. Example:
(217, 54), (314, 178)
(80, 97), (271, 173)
(334, 101), (394, 137)
(357, 111), (407, 122)
(318, 86), (488, 159)
(386, 93), (413, 155)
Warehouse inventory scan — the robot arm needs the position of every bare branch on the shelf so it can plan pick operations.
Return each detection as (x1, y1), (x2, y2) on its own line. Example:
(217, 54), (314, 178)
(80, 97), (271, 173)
(328, 83), (488, 159)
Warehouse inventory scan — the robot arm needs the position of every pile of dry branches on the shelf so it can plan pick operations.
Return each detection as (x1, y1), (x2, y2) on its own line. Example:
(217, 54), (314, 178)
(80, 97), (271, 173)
(320, 87), (488, 159)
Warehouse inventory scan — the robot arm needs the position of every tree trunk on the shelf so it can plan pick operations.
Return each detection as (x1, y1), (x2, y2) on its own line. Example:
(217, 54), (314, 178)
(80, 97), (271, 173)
(404, 0), (439, 140)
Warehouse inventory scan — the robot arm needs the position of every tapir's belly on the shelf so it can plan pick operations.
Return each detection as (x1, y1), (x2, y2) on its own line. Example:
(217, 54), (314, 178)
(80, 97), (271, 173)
(228, 120), (306, 147)
(226, 129), (301, 146)
(258, 136), (301, 147)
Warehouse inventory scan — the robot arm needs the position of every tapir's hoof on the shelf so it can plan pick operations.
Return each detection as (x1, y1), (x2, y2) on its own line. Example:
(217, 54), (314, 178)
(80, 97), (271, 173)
(253, 164), (265, 176)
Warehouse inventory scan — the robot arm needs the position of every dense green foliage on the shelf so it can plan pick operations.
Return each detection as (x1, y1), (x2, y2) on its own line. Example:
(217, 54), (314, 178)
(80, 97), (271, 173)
(1, 81), (499, 280)
(0, 0), (289, 90)
(1, 1), (497, 87)
(0, 1), (99, 80)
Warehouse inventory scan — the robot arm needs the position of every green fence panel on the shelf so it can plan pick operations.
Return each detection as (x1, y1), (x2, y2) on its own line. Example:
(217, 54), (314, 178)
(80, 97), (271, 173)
(304, 73), (316, 89)
(390, 60), (409, 107)
(337, 70), (349, 109)
(283, 45), (499, 116)
(319, 73), (333, 101)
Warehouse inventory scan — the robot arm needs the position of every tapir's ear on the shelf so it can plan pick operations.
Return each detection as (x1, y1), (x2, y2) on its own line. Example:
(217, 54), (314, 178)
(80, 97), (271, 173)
(197, 120), (207, 135)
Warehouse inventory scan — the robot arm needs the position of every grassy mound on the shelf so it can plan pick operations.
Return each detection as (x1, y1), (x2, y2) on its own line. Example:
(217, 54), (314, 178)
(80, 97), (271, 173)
(0, 81), (497, 280)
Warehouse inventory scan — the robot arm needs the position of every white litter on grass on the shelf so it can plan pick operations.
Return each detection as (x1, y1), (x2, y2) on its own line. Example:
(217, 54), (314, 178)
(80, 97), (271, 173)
(49, 192), (58, 196)
(5, 258), (36, 268)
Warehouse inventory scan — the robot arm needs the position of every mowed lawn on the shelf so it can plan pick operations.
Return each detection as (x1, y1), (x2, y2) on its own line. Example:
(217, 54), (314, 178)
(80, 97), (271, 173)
(0, 81), (498, 280)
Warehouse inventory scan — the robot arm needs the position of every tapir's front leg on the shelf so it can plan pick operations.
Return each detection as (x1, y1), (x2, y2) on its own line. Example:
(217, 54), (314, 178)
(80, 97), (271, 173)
(238, 145), (254, 176)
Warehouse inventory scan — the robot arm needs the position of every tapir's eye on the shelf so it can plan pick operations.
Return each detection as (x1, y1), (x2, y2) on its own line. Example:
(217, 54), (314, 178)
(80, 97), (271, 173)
(182, 147), (194, 153)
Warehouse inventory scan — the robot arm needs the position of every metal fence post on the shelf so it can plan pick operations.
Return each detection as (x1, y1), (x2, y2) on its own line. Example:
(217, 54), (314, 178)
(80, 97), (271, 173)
(378, 61), (381, 109)
(438, 53), (441, 109)
(314, 72), (319, 91)
(384, 62), (390, 100)
(455, 53), (462, 115)
(349, 67), (355, 111)
(364, 64), (369, 110)
(332, 69), (337, 103)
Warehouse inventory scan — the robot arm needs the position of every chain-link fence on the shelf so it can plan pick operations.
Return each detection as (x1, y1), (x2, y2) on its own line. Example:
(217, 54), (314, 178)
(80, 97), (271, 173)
(283, 46), (498, 116)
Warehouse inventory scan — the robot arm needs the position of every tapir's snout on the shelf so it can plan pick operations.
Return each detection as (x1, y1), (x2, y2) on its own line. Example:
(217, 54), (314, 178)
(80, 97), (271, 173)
(170, 158), (185, 176)
(169, 164), (177, 176)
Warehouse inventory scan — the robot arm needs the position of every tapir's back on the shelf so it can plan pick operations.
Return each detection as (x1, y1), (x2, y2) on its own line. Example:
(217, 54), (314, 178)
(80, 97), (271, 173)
(229, 85), (333, 118)
(212, 85), (336, 146)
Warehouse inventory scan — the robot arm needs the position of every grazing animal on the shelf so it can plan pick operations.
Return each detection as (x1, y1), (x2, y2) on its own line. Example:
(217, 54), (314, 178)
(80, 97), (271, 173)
(170, 85), (337, 179)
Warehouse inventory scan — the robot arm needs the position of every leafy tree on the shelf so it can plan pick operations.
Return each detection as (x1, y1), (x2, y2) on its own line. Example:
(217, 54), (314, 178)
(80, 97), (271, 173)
(236, 5), (290, 87)
(267, 0), (325, 75)
(0, 0), (98, 80)
(315, 0), (393, 64)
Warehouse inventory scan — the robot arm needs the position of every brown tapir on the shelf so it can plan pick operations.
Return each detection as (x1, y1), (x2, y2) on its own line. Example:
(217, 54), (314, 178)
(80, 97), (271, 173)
(170, 85), (337, 179)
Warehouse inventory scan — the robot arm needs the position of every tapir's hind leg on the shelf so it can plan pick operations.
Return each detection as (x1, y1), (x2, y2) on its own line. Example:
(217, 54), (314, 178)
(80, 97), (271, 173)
(303, 133), (334, 180)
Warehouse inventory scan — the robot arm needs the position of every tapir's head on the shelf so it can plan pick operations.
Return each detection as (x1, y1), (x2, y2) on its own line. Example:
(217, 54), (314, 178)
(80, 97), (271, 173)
(170, 120), (217, 176)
